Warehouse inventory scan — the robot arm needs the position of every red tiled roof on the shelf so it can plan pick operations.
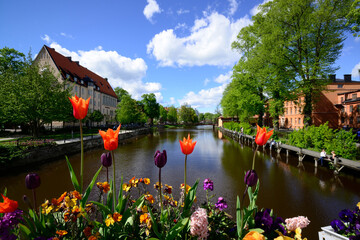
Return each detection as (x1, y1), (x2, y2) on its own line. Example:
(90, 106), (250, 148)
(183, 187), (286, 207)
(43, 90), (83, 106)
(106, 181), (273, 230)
(44, 45), (117, 99)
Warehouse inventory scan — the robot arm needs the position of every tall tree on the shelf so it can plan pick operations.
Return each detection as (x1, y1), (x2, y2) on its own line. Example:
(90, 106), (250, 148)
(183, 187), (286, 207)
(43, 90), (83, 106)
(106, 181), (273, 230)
(242, 0), (353, 126)
(141, 93), (160, 126)
(116, 95), (145, 124)
(179, 103), (198, 124)
(89, 110), (104, 127)
(167, 106), (178, 124)
(159, 105), (168, 124)
(114, 87), (130, 103)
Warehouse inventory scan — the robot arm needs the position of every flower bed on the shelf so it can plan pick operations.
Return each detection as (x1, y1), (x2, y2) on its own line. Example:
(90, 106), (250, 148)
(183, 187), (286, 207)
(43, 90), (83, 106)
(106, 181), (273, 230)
(0, 96), (315, 240)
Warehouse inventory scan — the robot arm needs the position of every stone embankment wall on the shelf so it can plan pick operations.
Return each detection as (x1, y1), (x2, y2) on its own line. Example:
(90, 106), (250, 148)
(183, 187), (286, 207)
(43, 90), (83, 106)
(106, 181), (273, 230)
(6, 128), (151, 171)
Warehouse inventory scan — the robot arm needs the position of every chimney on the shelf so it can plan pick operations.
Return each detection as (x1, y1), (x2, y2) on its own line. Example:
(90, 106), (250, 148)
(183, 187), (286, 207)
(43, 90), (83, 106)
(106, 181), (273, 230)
(344, 74), (352, 82)
(329, 74), (336, 82)
(66, 56), (72, 61)
(74, 61), (79, 66)
(105, 78), (108, 81)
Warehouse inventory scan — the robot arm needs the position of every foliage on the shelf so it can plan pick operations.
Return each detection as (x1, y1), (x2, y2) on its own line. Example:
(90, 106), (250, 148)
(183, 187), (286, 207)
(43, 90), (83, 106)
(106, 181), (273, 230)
(178, 104), (198, 124)
(116, 95), (146, 124)
(288, 123), (357, 159)
(223, 122), (254, 135)
(141, 93), (160, 126)
(159, 105), (168, 124)
(89, 110), (104, 125)
(0, 48), (72, 136)
(167, 106), (178, 124)
(0, 145), (27, 167)
(114, 87), (130, 103)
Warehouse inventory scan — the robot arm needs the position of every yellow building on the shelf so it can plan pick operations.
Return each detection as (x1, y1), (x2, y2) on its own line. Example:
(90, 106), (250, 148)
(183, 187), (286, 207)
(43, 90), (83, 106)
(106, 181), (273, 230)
(35, 45), (118, 127)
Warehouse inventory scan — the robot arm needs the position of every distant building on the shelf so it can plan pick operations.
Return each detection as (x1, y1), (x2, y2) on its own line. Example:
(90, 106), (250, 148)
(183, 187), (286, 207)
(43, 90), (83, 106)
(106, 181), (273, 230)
(280, 74), (360, 129)
(34, 45), (118, 127)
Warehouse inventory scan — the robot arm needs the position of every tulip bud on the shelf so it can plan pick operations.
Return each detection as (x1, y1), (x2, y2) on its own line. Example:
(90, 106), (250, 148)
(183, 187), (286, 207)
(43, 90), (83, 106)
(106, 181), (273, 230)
(101, 152), (112, 167)
(244, 170), (258, 187)
(154, 150), (167, 168)
(25, 173), (41, 189)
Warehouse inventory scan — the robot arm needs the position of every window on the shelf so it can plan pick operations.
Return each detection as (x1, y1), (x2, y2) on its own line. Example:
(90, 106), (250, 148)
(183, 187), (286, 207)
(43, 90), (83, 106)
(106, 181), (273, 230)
(350, 117), (353, 124)
(353, 94), (357, 100)
(299, 98), (301, 104)
(350, 105), (353, 112)
(299, 107), (301, 114)
(66, 74), (70, 79)
(82, 88), (84, 94)
(341, 97), (344, 103)
(338, 84), (343, 88)
(290, 108), (292, 114)
(75, 86), (78, 92)
(341, 117), (345, 124)
(341, 107), (345, 113)
(357, 117), (360, 124)
(74, 77), (77, 82)
(298, 118), (301, 124)
(294, 107), (297, 114)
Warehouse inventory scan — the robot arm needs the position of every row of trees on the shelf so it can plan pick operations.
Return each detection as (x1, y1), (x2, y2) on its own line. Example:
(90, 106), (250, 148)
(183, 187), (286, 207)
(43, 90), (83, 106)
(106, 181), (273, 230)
(114, 87), (219, 126)
(221, 0), (359, 129)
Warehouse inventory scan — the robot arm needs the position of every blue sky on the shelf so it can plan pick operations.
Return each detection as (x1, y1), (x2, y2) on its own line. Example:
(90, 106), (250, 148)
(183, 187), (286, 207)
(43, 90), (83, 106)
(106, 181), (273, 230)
(1, 0), (360, 113)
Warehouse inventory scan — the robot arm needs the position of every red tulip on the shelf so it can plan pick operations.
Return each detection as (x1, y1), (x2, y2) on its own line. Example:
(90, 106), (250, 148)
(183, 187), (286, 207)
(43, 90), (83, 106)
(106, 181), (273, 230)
(179, 133), (197, 155)
(255, 124), (273, 146)
(99, 125), (121, 151)
(0, 194), (18, 213)
(69, 95), (90, 120)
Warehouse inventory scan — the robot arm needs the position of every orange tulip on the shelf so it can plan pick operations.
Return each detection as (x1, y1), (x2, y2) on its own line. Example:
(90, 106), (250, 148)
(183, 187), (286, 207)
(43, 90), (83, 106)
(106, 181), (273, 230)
(179, 133), (197, 155)
(99, 125), (121, 151)
(0, 194), (18, 213)
(243, 231), (265, 240)
(255, 124), (273, 146)
(69, 95), (90, 120)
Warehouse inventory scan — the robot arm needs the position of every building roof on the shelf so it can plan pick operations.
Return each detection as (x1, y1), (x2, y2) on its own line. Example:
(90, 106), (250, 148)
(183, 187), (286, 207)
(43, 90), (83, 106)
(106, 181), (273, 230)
(44, 45), (117, 99)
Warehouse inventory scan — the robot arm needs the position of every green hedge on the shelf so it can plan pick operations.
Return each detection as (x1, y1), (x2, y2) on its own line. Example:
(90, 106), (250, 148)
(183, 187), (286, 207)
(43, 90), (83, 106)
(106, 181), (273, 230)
(288, 122), (357, 160)
(223, 122), (254, 135)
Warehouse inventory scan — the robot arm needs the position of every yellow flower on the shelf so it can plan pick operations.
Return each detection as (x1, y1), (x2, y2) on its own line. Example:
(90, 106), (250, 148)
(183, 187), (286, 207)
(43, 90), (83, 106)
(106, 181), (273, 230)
(129, 176), (139, 187)
(140, 213), (150, 224)
(145, 194), (155, 204)
(141, 205), (148, 213)
(122, 183), (131, 192)
(357, 202), (360, 210)
(243, 231), (265, 240)
(45, 205), (54, 215)
(56, 230), (68, 236)
(71, 190), (82, 200)
(105, 214), (115, 226)
(143, 178), (150, 185)
(64, 196), (77, 208)
(180, 183), (191, 194)
(112, 212), (122, 222)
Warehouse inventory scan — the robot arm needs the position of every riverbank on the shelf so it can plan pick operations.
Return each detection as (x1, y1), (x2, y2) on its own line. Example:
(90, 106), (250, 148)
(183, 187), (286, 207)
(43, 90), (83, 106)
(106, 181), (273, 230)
(0, 128), (151, 174)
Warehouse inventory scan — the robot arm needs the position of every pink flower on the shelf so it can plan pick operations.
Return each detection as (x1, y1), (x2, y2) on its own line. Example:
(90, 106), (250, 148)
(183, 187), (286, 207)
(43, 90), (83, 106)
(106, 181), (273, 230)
(190, 208), (208, 239)
(285, 216), (310, 231)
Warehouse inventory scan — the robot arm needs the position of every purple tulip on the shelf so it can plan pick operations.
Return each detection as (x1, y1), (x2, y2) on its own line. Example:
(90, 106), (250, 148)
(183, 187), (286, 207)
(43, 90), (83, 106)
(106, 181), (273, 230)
(154, 150), (167, 168)
(215, 197), (228, 211)
(203, 178), (214, 191)
(244, 170), (258, 187)
(101, 152), (112, 167)
(25, 173), (41, 190)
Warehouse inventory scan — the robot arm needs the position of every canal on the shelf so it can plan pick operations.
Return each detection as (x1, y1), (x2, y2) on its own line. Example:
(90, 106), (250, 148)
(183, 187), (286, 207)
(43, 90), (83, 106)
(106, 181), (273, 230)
(1, 125), (360, 239)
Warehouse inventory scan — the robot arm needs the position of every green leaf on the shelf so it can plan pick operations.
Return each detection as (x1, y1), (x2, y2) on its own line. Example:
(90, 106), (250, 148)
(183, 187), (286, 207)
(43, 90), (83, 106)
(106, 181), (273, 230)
(90, 201), (112, 216)
(18, 223), (31, 239)
(81, 166), (102, 207)
(166, 217), (189, 240)
(236, 196), (242, 238)
(148, 204), (163, 240)
(65, 156), (80, 192)
(183, 179), (199, 217)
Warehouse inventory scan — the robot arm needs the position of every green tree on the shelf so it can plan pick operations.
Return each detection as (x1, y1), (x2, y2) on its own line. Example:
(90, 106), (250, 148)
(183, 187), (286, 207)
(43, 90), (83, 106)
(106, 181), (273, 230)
(114, 87), (130, 103)
(116, 95), (145, 124)
(167, 106), (178, 124)
(234, 0), (354, 126)
(89, 110), (104, 126)
(179, 103), (198, 124)
(141, 93), (160, 126)
(198, 113), (205, 123)
(159, 105), (168, 124)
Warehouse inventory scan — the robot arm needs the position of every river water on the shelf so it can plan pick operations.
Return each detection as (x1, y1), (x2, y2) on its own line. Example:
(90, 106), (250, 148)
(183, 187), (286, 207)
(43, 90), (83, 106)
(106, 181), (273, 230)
(1, 125), (360, 239)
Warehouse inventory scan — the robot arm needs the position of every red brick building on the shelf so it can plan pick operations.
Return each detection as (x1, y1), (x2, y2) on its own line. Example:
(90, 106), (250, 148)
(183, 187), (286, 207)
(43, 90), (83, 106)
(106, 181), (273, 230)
(280, 74), (360, 129)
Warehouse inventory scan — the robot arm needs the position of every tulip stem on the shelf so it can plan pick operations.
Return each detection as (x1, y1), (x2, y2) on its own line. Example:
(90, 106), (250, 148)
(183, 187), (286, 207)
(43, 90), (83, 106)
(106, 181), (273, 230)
(159, 168), (163, 212)
(252, 145), (258, 170)
(184, 154), (187, 207)
(32, 189), (37, 213)
(106, 167), (109, 183)
(80, 119), (84, 193)
(111, 150), (116, 211)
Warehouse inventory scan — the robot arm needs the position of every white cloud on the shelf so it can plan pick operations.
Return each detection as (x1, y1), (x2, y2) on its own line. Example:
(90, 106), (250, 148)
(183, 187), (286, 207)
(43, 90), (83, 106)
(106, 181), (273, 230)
(143, 0), (161, 22)
(178, 84), (227, 111)
(351, 63), (360, 77)
(60, 32), (74, 39)
(204, 78), (210, 86)
(41, 34), (51, 44)
(175, 23), (187, 30)
(147, 12), (251, 67)
(214, 71), (232, 84)
(46, 40), (161, 100)
(228, 0), (238, 16)
(177, 8), (190, 15)
(250, 0), (272, 16)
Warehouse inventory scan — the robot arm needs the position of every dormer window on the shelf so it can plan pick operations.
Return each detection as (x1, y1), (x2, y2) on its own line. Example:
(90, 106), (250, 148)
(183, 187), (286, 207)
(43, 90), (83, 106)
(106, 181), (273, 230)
(66, 74), (70, 79)
(74, 77), (77, 82)
(81, 80), (84, 84)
